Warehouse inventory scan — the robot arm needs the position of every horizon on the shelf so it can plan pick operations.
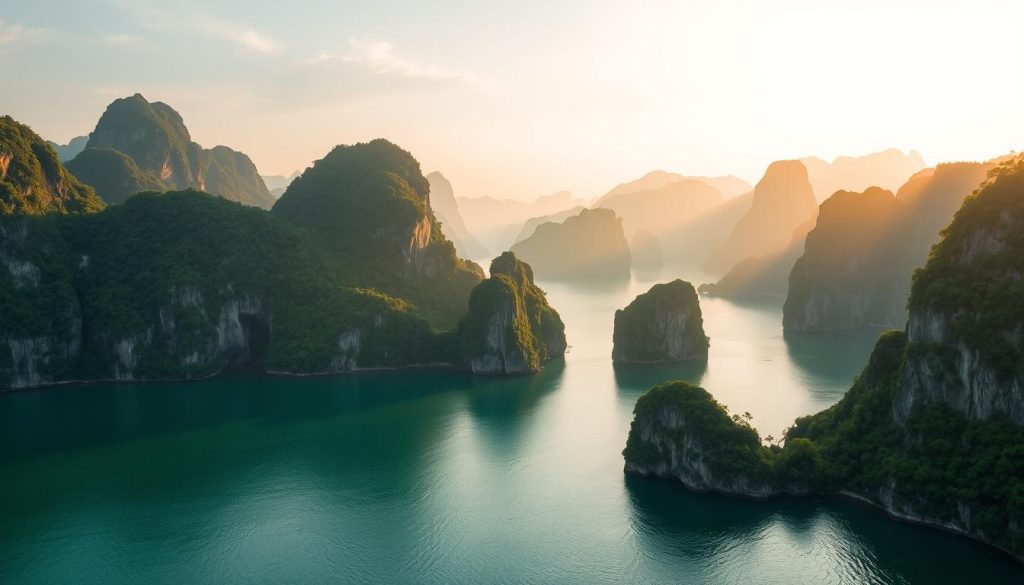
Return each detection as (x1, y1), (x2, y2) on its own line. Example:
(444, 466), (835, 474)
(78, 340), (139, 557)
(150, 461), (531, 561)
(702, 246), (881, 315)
(4, 0), (1024, 201)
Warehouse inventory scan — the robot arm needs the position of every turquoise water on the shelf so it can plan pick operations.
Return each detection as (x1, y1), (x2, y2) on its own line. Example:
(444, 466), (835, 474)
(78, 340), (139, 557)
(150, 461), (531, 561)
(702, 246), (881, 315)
(1, 275), (1022, 584)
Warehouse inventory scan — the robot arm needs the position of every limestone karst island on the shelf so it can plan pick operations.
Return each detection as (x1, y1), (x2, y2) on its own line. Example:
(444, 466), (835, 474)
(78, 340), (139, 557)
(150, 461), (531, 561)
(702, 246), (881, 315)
(2, 2), (1024, 583)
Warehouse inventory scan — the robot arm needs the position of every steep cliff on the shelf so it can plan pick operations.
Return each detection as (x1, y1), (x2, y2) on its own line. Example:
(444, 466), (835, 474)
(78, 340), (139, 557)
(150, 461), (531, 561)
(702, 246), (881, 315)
(704, 160), (817, 276)
(0, 116), (105, 215)
(455, 252), (566, 374)
(272, 139), (484, 329)
(510, 207), (631, 281)
(783, 163), (992, 331)
(624, 155), (1024, 558)
(69, 94), (275, 209)
(783, 187), (906, 330)
(425, 171), (488, 260)
(613, 280), (708, 363)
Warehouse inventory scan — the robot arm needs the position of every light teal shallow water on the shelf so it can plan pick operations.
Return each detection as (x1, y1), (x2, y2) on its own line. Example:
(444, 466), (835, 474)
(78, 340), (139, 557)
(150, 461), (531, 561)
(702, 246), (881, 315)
(1, 274), (1022, 584)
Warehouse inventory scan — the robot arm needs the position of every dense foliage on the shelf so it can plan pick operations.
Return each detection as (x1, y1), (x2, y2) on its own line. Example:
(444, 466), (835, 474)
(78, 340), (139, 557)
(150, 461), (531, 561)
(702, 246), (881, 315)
(909, 156), (1024, 380)
(0, 116), (104, 215)
(272, 139), (483, 329)
(65, 148), (168, 205)
(0, 190), (440, 383)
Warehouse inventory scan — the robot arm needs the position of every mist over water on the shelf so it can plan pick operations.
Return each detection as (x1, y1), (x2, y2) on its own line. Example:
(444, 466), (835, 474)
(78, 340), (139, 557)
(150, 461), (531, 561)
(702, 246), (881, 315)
(1, 270), (1020, 584)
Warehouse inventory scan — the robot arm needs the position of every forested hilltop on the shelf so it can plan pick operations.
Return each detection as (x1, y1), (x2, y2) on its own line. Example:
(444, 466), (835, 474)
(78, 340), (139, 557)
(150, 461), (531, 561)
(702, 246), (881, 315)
(0, 125), (565, 388)
(625, 155), (1024, 559)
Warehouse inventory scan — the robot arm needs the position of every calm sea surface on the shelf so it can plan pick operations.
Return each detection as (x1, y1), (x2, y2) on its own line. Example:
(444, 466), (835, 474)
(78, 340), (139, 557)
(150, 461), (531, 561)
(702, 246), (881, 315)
(2, 272), (1021, 584)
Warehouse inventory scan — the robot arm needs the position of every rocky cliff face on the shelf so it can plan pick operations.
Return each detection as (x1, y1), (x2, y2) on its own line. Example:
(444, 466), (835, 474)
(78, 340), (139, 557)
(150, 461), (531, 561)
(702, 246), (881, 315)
(704, 160), (818, 276)
(456, 252), (566, 375)
(510, 207), (631, 281)
(0, 116), (105, 215)
(613, 280), (708, 363)
(623, 382), (786, 497)
(895, 159), (1024, 424)
(0, 190), (439, 388)
(623, 155), (1024, 559)
(783, 187), (906, 331)
(71, 94), (274, 208)
(783, 163), (993, 332)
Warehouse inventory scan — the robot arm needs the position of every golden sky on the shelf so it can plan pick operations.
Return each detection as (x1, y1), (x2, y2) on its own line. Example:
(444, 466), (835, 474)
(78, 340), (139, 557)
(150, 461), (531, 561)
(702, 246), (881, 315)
(5, 0), (1024, 200)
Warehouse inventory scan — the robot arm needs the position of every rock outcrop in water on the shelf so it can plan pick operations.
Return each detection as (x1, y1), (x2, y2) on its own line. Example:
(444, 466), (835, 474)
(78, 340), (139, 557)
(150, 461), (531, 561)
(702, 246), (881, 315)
(510, 207), (631, 281)
(783, 163), (992, 331)
(0, 116), (105, 215)
(613, 280), (708, 363)
(66, 94), (275, 209)
(624, 155), (1024, 559)
(455, 252), (566, 374)
(704, 160), (818, 276)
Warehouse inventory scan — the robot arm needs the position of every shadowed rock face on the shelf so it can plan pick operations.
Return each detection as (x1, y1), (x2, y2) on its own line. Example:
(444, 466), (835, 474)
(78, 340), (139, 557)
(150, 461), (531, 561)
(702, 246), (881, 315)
(613, 280), (708, 363)
(783, 187), (906, 331)
(510, 207), (631, 281)
(783, 162), (993, 332)
(704, 160), (817, 276)
(455, 252), (566, 375)
(71, 94), (275, 209)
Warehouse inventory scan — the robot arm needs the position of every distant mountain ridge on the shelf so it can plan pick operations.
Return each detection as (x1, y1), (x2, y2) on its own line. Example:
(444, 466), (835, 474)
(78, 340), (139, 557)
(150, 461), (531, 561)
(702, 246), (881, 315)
(66, 94), (275, 208)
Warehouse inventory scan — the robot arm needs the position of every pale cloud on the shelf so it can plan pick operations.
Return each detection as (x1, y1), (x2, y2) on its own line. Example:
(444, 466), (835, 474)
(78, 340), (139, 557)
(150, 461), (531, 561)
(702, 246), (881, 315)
(103, 33), (143, 46)
(304, 38), (474, 85)
(115, 0), (281, 54)
(0, 19), (51, 46)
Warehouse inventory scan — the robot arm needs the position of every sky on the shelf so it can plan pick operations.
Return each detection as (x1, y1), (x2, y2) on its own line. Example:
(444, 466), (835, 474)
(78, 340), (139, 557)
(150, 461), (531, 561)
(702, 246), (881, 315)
(3, 0), (1024, 201)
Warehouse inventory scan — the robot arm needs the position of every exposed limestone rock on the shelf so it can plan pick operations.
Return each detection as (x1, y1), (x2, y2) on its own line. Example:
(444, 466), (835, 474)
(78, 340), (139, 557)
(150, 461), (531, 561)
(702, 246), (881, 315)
(613, 280), (708, 363)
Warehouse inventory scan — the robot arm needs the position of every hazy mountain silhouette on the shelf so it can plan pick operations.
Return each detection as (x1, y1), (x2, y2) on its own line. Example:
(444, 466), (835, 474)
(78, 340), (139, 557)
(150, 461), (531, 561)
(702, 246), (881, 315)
(47, 135), (88, 162)
(426, 171), (489, 260)
(599, 170), (751, 201)
(596, 179), (724, 236)
(800, 148), (926, 201)
(457, 190), (585, 252)
(513, 205), (587, 245)
(703, 160), (817, 276)
(510, 207), (631, 281)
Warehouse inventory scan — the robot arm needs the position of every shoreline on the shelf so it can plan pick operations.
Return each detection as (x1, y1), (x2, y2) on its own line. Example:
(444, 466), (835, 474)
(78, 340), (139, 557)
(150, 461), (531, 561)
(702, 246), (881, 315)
(0, 358), (565, 394)
(623, 468), (1023, 565)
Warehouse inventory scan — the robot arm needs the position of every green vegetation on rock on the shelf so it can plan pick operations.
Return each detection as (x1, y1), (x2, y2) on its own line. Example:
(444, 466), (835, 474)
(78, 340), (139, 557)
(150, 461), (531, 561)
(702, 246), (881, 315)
(0, 116), (104, 215)
(624, 155), (1024, 558)
(613, 280), (708, 363)
(454, 252), (566, 374)
(272, 139), (483, 329)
